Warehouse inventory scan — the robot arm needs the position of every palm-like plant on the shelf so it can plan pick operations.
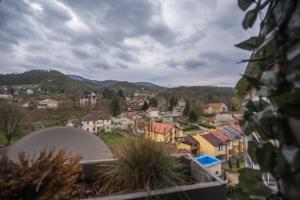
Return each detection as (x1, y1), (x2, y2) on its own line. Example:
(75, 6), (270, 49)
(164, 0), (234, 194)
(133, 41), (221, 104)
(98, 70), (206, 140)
(97, 136), (189, 195)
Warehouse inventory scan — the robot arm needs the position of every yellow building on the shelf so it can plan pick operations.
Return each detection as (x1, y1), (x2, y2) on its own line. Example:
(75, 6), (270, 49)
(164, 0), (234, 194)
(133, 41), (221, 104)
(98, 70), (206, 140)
(177, 135), (199, 155)
(193, 133), (227, 162)
(145, 122), (183, 144)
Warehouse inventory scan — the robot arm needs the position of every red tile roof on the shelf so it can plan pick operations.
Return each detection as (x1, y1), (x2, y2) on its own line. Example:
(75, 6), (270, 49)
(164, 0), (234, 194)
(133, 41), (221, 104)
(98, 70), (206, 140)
(201, 133), (224, 147)
(208, 103), (226, 109)
(149, 122), (174, 135)
(211, 130), (231, 143)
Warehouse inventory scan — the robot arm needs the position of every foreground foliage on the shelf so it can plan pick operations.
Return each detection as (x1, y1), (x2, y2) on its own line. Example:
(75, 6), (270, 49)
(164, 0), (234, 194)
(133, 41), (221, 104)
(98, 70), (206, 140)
(0, 149), (82, 200)
(234, 0), (300, 199)
(97, 137), (189, 195)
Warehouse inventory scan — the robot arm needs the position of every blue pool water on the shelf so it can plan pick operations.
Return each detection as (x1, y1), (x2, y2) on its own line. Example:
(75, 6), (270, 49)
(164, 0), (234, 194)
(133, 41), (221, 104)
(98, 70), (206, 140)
(196, 155), (221, 168)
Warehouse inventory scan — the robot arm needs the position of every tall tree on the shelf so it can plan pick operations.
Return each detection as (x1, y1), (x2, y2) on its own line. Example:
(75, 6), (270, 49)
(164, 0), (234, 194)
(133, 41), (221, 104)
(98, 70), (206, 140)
(149, 97), (158, 107)
(0, 101), (24, 145)
(168, 96), (177, 111)
(189, 110), (198, 122)
(111, 97), (120, 116)
(183, 100), (190, 116)
(142, 101), (149, 111)
(118, 89), (125, 100)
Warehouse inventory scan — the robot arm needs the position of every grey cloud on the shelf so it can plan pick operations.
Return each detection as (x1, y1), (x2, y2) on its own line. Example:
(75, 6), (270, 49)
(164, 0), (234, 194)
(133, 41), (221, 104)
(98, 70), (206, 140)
(198, 52), (235, 63)
(72, 49), (91, 59)
(183, 59), (206, 70)
(115, 51), (139, 63)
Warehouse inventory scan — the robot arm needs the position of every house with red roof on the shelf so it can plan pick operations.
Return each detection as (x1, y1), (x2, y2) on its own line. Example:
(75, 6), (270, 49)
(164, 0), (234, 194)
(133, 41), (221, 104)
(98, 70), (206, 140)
(145, 122), (183, 144)
(204, 103), (228, 114)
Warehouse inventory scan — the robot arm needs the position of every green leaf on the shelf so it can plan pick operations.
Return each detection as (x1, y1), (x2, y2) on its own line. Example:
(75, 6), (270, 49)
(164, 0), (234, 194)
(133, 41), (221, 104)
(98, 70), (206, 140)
(247, 141), (258, 164)
(239, 168), (272, 197)
(242, 9), (258, 29)
(256, 142), (275, 172)
(238, 0), (255, 11)
(235, 36), (263, 51)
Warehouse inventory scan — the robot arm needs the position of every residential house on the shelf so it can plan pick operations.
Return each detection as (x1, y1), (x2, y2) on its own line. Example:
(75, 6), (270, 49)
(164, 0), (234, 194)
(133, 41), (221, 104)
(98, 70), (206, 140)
(0, 87), (12, 99)
(21, 102), (30, 108)
(223, 126), (244, 157)
(193, 133), (227, 162)
(145, 122), (183, 144)
(177, 135), (199, 155)
(204, 103), (228, 114)
(111, 116), (134, 130)
(146, 107), (160, 118)
(81, 111), (112, 133)
(37, 99), (58, 109)
(80, 92), (97, 106)
(26, 89), (34, 95)
(65, 119), (81, 128)
(211, 130), (232, 161)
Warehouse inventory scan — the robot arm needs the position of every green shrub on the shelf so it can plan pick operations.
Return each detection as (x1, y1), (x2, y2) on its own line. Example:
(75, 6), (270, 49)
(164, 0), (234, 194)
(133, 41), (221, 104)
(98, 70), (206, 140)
(97, 137), (188, 195)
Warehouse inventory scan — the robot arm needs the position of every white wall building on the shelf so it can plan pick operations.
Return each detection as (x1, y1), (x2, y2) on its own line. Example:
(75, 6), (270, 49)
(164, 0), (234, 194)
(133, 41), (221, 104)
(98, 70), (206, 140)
(37, 99), (58, 109)
(81, 111), (112, 133)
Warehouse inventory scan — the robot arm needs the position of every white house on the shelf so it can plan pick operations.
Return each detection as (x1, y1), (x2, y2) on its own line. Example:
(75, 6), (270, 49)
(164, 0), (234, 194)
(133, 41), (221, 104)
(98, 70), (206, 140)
(37, 99), (58, 109)
(26, 89), (34, 95)
(80, 92), (97, 106)
(204, 103), (228, 114)
(146, 107), (160, 118)
(81, 111), (112, 133)
(111, 116), (134, 130)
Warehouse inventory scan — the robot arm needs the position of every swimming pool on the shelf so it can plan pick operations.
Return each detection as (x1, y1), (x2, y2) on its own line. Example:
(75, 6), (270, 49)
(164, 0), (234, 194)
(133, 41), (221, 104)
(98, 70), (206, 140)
(196, 155), (221, 168)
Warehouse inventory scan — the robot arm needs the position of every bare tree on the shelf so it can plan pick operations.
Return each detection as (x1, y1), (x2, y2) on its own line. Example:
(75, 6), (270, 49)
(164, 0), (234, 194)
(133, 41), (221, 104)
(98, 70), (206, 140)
(0, 101), (24, 145)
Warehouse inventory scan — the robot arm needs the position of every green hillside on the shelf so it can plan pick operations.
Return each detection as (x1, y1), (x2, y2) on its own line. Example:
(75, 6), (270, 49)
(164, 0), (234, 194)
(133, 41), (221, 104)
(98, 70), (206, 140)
(156, 86), (237, 106)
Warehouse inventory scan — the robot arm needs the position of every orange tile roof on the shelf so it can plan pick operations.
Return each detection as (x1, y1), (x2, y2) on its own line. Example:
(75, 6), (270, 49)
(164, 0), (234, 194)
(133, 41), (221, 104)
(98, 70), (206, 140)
(149, 122), (174, 135)
(211, 129), (231, 143)
(208, 103), (226, 109)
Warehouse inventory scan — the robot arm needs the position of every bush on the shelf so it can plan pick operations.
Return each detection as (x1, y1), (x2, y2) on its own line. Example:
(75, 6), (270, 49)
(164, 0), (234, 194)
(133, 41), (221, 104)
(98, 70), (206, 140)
(0, 149), (82, 200)
(97, 137), (188, 195)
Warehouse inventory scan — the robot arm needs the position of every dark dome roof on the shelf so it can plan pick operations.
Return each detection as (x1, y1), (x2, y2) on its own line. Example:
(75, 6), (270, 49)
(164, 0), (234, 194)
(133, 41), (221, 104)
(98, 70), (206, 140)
(7, 126), (113, 162)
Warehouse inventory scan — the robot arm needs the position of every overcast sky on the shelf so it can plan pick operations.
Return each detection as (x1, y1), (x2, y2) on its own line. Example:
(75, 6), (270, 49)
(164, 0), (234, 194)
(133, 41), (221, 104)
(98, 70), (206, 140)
(0, 0), (259, 87)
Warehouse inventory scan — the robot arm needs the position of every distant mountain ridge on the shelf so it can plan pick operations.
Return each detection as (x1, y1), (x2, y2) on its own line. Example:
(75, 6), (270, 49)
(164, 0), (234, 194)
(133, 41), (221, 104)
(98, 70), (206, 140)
(67, 74), (166, 91)
(0, 70), (166, 94)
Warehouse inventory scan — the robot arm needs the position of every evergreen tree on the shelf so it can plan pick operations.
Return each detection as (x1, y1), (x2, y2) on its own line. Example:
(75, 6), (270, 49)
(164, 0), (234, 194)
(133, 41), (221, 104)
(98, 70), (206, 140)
(189, 110), (198, 122)
(183, 100), (190, 116)
(118, 89), (125, 100)
(149, 97), (158, 107)
(142, 101), (149, 111)
(111, 97), (120, 116)
(168, 96), (177, 111)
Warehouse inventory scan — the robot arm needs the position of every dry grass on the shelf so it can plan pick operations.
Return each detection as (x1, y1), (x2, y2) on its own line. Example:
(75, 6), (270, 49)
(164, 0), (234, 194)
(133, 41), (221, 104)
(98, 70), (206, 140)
(96, 136), (190, 196)
(0, 149), (82, 200)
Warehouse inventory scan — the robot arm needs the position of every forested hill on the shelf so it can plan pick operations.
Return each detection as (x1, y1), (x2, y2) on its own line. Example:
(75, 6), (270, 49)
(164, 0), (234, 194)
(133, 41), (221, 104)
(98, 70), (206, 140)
(0, 70), (89, 94)
(156, 86), (237, 106)
(0, 70), (165, 94)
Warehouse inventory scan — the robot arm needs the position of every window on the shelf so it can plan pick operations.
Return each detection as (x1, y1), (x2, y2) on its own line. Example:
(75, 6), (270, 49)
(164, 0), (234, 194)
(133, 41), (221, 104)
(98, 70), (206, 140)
(87, 121), (89, 125)
(218, 145), (223, 151)
(87, 128), (89, 132)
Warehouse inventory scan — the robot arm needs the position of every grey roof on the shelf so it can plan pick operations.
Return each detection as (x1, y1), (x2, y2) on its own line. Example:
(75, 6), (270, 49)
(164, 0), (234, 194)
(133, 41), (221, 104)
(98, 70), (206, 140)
(223, 128), (242, 139)
(7, 126), (113, 162)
